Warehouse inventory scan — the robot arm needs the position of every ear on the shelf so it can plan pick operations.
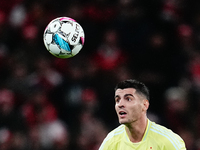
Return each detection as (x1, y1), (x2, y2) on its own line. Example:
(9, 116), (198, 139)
(143, 99), (149, 111)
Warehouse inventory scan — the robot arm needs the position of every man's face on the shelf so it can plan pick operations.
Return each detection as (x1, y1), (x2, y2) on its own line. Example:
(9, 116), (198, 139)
(115, 88), (148, 125)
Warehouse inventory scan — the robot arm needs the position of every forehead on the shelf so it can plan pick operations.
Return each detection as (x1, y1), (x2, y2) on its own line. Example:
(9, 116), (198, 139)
(115, 88), (136, 96)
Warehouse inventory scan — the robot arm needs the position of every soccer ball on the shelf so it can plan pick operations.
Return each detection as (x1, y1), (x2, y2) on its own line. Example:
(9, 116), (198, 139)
(43, 17), (85, 58)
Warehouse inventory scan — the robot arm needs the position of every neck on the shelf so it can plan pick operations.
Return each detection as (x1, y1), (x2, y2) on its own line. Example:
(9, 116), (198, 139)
(125, 116), (148, 143)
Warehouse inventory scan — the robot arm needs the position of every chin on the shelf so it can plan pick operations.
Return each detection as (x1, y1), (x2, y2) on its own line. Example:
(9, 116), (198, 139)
(119, 119), (128, 125)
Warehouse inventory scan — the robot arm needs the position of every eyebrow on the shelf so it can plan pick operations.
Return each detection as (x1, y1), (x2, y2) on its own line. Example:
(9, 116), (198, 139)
(114, 94), (134, 99)
(124, 94), (134, 97)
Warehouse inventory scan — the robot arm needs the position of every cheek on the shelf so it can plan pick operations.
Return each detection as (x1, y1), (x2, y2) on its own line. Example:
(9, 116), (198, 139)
(129, 103), (143, 114)
(115, 104), (118, 111)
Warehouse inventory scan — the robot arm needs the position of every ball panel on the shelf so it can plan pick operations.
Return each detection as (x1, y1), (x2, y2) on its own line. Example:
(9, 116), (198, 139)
(59, 17), (76, 22)
(49, 21), (61, 32)
(45, 33), (53, 44)
(44, 41), (49, 51)
(72, 44), (82, 56)
(60, 22), (73, 35)
(49, 44), (61, 55)
(80, 37), (85, 45)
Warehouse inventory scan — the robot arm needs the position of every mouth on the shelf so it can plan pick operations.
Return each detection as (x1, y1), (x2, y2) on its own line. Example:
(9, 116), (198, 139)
(119, 110), (127, 117)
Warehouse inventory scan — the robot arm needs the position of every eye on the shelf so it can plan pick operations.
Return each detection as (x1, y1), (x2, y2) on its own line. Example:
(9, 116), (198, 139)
(115, 98), (120, 103)
(115, 96), (120, 103)
(126, 97), (132, 101)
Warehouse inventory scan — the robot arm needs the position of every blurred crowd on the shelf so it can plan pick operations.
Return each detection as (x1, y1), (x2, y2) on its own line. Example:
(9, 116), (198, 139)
(0, 0), (200, 149)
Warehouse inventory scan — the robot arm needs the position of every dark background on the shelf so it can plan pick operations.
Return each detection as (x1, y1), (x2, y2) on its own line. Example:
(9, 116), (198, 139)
(0, 0), (199, 149)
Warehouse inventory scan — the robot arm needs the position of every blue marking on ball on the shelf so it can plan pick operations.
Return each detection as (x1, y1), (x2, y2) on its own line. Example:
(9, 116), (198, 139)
(53, 34), (71, 52)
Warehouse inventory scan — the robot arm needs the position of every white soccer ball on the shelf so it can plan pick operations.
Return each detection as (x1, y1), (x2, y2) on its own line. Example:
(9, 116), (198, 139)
(43, 17), (85, 58)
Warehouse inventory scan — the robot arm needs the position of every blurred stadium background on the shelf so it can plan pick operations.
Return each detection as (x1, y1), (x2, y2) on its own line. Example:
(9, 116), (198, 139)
(0, 0), (200, 149)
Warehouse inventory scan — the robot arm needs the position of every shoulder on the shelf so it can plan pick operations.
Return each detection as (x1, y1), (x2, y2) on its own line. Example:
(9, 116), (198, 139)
(99, 125), (125, 150)
(104, 125), (125, 141)
(149, 121), (186, 150)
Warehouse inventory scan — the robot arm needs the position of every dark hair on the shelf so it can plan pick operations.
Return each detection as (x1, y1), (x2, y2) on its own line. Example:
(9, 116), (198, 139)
(115, 79), (150, 101)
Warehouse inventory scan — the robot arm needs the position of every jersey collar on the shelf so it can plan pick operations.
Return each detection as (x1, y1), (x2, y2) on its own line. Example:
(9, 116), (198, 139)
(124, 119), (151, 143)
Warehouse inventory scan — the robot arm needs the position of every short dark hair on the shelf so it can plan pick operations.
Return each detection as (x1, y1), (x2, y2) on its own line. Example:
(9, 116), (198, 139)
(115, 79), (150, 101)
